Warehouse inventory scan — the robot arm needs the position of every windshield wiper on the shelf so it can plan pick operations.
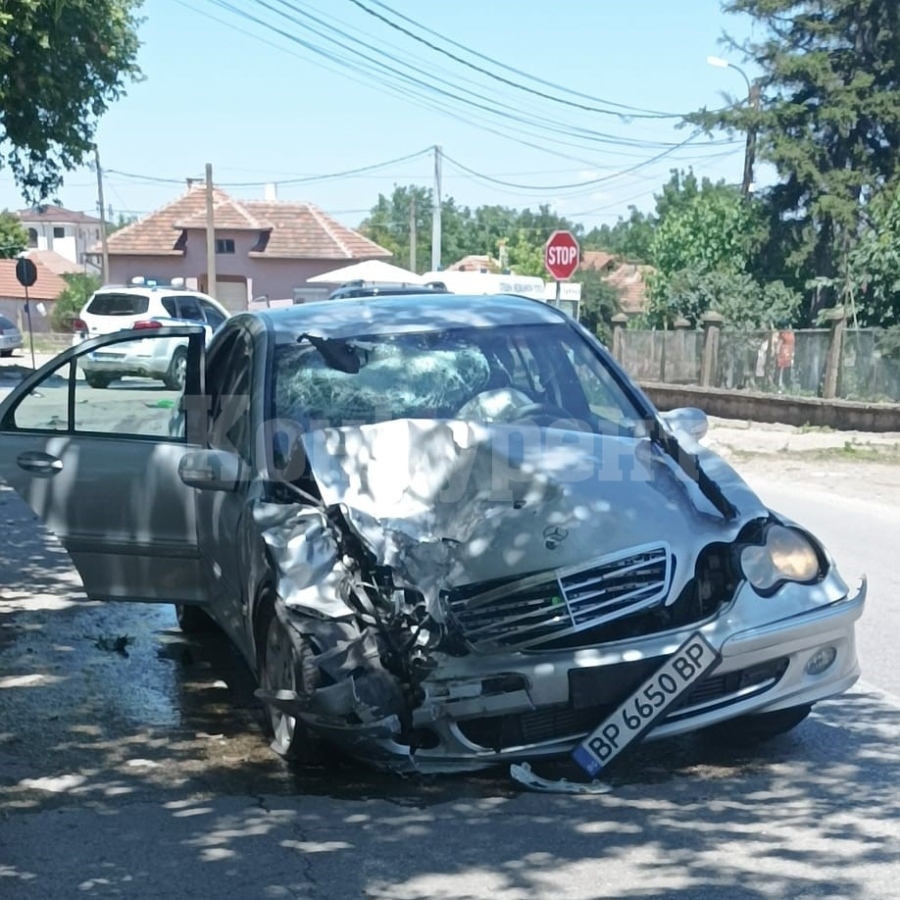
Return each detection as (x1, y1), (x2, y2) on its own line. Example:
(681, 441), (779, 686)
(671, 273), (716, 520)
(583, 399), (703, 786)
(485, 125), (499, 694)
(298, 333), (361, 374)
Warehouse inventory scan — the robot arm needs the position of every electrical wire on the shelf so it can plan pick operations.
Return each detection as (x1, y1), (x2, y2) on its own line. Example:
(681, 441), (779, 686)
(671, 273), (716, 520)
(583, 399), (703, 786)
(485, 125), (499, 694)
(346, 0), (690, 120)
(107, 148), (431, 188)
(184, 0), (735, 169)
(227, 0), (736, 152)
(359, 0), (704, 118)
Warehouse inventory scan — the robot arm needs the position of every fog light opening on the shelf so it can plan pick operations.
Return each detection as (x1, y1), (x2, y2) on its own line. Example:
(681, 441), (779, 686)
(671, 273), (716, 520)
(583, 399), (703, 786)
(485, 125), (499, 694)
(806, 646), (837, 676)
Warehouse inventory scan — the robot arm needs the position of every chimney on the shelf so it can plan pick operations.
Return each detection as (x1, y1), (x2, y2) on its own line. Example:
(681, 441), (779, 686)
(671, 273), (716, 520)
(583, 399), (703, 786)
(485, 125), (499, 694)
(264, 182), (278, 201)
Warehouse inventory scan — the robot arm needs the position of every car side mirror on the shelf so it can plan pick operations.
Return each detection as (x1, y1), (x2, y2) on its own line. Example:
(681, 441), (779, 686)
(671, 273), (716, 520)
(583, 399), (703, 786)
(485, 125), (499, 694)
(660, 407), (709, 442)
(178, 449), (248, 492)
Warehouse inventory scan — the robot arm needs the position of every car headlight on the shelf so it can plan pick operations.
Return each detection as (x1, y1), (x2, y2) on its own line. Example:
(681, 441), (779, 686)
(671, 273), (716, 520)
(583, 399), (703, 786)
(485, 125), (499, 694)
(740, 525), (821, 594)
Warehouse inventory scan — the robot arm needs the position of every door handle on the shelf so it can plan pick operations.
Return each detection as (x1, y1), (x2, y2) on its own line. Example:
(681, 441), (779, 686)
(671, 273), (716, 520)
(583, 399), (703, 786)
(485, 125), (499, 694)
(17, 451), (63, 476)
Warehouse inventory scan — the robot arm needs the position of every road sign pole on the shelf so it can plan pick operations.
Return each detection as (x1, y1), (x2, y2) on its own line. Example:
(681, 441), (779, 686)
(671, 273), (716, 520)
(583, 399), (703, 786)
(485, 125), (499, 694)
(24, 283), (36, 370)
(555, 278), (561, 309)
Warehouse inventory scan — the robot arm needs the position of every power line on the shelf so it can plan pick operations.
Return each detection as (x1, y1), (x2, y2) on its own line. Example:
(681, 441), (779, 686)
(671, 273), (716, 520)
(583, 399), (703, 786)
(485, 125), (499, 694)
(346, 0), (686, 120)
(183, 0), (735, 169)
(442, 132), (709, 193)
(358, 0), (703, 119)
(106, 148), (432, 188)
(213, 0), (736, 153)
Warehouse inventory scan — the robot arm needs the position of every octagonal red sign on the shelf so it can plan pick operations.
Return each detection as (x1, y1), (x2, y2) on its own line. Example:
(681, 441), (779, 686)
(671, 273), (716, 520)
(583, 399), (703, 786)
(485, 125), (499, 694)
(544, 230), (580, 281)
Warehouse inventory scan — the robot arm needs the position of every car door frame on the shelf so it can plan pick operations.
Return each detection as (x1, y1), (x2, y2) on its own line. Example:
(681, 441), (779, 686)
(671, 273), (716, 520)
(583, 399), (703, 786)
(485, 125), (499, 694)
(0, 326), (210, 604)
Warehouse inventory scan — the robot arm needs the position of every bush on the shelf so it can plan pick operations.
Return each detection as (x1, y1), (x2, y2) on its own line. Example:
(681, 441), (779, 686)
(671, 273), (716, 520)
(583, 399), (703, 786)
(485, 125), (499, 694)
(51, 273), (100, 332)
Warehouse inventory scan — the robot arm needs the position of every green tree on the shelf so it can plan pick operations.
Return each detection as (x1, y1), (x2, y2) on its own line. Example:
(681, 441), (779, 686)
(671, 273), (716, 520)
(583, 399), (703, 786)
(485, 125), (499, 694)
(109, 213), (137, 233)
(650, 267), (801, 330)
(574, 267), (622, 342)
(0, 0), (143, 201)
(649, 186), (763, 278)
(505, 229), (545, 277)
(51, 272), (100, 332)
(0, 210), (27, 258)
(583, 207), (655, 263)
(845, 184), (900, 326)
(687, 0), (900, 314)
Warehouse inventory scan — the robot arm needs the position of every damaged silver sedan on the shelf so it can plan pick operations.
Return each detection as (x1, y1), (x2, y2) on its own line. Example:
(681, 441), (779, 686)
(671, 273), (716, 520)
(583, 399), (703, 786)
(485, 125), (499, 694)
(0, 295), (865, 775)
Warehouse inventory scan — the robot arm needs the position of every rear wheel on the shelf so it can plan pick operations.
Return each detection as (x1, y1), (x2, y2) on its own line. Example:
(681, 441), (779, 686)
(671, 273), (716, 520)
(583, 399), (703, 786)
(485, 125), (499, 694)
(704, 704), (813, 744)
(257, 602), (319, 760)
(85, 372), (112, 389)
(163, 348), (187, 391)
(0, 350), (12, 358)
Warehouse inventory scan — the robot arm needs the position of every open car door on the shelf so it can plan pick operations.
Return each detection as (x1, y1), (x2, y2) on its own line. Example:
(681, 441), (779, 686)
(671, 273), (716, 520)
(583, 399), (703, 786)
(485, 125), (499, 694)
(0, 327), (209, 604)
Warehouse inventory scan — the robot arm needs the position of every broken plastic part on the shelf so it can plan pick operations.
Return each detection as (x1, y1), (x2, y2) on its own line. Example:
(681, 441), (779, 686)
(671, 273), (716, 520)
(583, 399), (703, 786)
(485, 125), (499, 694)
(509, 761), (613, 794)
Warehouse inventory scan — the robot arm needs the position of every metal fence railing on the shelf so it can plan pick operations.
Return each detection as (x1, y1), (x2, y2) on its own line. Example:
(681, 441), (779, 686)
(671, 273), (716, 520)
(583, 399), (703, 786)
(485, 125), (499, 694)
(618, 326), (900, 405)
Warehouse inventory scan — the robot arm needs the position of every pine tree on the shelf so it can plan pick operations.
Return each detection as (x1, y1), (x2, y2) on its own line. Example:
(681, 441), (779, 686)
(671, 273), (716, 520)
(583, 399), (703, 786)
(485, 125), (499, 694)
(689, 1), (900, 315)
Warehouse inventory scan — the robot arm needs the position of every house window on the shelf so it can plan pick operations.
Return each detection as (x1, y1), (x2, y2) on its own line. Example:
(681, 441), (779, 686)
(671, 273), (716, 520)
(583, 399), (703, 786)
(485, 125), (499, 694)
(27, 228), (38, 248)
(53, 226), (65, 239)
(215, 238), (235, 254)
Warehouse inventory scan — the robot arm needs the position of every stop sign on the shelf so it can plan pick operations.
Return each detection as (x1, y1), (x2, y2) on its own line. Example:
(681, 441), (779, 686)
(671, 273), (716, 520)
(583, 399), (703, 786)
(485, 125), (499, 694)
(544, 230), (580, 280)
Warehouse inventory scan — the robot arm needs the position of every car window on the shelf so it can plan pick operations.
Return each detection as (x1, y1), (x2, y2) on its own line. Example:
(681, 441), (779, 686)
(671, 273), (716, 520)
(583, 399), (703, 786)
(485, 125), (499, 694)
(6, 334), (188, 439)
(85, 292), (150, 316)
(272, 323), (644, 434)
(161, 296), (179, 318)
(0, 314), (15, 329)
(206, 329), (252, 460)
(175, 296), (205, 322)
(198, 299), (227, 330)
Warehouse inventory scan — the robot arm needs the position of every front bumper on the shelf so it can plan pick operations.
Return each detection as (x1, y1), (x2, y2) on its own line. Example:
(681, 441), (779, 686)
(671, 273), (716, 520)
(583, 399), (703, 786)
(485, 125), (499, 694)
(311, 576), (866, 773)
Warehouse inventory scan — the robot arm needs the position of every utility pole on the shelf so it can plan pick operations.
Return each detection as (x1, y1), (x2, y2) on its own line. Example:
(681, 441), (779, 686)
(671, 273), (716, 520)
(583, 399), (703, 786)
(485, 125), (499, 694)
(409, 194), (417, 273)
(742, 82), (761, 198)
(94, 146), (110, 284)
(431, 145), (442, 271)
(205, 163), (217, 299)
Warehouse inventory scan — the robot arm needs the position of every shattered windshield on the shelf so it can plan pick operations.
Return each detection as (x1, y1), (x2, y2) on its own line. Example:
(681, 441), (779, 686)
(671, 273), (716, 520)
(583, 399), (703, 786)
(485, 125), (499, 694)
(272, 323), (645, 435)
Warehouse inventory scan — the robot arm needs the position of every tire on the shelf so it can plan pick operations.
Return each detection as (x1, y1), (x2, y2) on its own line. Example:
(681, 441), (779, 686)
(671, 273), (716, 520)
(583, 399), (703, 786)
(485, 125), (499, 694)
(704, 703), (813, 744)
(0, 350), (12, 358)
(163, 348), (187, 391)
(174, 603), (216, 634)
(85, 372), (112, 389)
(256, 602), (319, 760)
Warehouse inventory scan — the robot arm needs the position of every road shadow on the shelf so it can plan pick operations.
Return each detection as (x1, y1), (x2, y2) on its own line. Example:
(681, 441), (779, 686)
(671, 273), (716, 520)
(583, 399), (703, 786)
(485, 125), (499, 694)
(2, 481), (898, 898)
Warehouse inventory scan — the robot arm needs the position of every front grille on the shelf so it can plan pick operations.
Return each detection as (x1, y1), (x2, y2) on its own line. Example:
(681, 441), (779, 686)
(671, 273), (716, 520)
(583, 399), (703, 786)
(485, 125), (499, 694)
(449, 543), (672, 652)
(455, 657), (788, 751)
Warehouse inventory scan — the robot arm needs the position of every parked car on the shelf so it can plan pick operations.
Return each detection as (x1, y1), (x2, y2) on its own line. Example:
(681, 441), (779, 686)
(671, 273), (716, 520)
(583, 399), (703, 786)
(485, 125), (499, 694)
(327, 280), (449, 300)
(73, 278), (229, 389)
(0, 294), (865, 776)
(0, 314), (23, 357)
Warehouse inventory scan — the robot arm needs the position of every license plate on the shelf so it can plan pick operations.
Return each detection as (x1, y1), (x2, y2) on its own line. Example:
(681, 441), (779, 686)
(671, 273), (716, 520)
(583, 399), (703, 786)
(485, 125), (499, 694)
(572, 632), (720, 777)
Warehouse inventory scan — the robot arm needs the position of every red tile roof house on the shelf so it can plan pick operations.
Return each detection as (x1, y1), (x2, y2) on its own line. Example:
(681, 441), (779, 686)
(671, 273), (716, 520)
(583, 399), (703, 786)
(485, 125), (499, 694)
(0, 257), (67, 334)
(88, 186), (392, 311)
(582, 250), (653, 317)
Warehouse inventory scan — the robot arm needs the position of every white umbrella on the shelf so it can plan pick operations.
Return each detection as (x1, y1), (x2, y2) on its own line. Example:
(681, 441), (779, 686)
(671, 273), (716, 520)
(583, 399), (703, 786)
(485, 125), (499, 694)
(307, 259), (426, 285)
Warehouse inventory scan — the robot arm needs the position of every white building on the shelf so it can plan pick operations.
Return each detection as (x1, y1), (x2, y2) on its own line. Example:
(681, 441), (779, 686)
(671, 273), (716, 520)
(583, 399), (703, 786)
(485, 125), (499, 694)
(15, 205), (103, 272)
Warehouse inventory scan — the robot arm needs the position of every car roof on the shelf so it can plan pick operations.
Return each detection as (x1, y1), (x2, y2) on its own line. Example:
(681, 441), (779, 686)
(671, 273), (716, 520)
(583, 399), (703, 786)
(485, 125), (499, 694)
(242, 292), (569, 342)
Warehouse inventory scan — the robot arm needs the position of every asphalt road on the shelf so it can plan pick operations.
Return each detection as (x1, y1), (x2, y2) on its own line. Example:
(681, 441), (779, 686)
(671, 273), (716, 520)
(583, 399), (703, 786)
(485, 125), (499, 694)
(1, 361), (899, 897)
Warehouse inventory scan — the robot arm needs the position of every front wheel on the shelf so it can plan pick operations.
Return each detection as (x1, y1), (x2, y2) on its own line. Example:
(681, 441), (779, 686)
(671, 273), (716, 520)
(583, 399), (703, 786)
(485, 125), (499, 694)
(257, 603), (319, 760)
(0, 350), (12, 358)
(85, 372), (112, 389)
(703, 704), (813, 744)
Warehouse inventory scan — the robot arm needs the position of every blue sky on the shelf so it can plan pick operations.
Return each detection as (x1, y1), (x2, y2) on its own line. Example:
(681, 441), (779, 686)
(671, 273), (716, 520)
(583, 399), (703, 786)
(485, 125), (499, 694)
(2, 0), (759, 230)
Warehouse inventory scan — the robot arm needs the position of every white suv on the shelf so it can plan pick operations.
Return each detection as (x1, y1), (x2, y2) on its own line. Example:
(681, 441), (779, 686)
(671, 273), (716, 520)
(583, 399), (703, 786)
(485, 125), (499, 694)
(74, 279), (230, 390)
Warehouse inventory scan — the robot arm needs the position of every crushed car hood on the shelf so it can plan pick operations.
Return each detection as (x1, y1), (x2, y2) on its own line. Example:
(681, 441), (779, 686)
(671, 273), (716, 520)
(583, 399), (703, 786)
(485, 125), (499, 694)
(300, 419), (768, 619)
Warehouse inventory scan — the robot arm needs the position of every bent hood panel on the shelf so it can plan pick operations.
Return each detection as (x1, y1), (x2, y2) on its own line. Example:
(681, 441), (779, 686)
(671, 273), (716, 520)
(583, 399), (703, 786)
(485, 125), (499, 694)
(301, 419), (767, 600)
